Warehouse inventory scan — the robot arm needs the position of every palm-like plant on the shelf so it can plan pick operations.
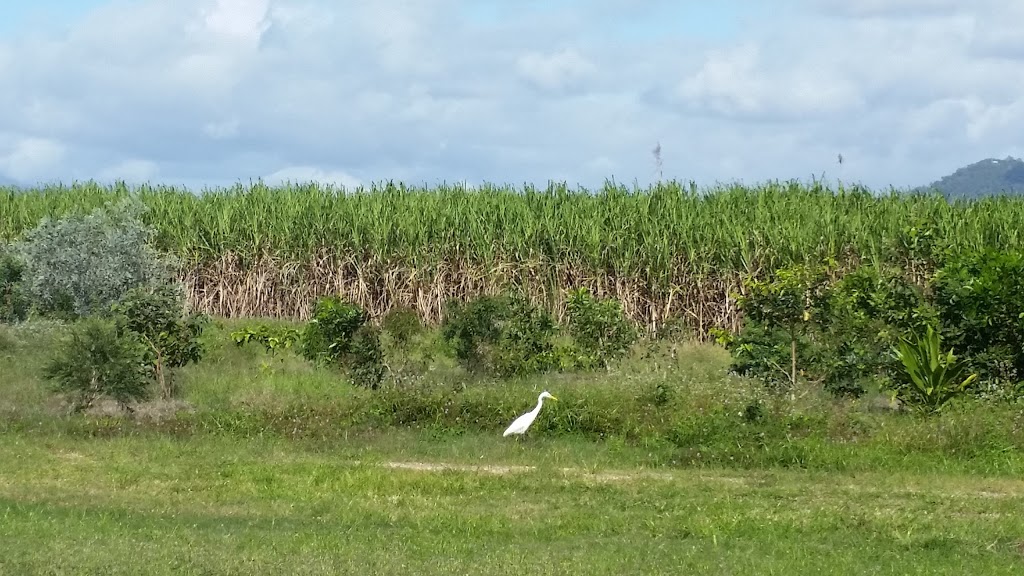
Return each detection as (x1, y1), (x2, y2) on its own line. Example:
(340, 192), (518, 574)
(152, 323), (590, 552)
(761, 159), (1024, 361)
(892, 325), (977, 413)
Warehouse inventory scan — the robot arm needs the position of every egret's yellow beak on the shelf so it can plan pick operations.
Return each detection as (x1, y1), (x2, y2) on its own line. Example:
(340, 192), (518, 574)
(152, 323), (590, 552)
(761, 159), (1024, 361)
(549, 395), (558, 401)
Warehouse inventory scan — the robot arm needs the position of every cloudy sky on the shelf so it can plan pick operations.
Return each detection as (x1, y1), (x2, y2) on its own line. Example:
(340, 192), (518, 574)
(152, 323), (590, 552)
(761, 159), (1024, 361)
(0, 0), (1022, 191)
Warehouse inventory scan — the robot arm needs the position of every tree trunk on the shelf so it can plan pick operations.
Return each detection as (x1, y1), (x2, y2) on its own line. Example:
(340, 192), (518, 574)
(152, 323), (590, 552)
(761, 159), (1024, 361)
(790, 334), (797, 401)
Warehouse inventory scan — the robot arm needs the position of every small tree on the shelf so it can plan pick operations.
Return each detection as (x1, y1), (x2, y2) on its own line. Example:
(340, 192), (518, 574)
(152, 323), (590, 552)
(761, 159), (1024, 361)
(492, 295), (558, 378)
(299, 296), (367, 366)
(441, 295), (512, 374)
(441, 293), (559, 377)
(565, 287), (637, 370)
(16, 198), (174, 319)
(347, 324), (386, 389)
(733, 263), (831, 394)
(43, 316), (151, 413)
(381, 306), (423, 353)
(112, 283), (207, 400)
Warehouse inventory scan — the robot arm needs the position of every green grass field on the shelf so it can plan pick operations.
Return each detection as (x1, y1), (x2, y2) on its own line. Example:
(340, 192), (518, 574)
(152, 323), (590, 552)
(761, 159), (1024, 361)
(2, 432), (1024, 574)
(3, 319), (1024, 574)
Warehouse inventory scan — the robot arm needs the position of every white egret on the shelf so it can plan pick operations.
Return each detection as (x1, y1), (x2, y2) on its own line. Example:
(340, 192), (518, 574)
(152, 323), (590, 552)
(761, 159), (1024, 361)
(503, 391), (558, 437)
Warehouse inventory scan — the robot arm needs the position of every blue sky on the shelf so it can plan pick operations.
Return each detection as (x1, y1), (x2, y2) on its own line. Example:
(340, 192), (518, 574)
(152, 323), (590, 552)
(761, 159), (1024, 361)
(0, 0), (1022, 190)
(0, 0), (101, 34)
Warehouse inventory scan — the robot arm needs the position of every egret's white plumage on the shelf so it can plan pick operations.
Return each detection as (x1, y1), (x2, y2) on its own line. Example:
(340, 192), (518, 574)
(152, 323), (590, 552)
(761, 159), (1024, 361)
(503, 391), (558, 437)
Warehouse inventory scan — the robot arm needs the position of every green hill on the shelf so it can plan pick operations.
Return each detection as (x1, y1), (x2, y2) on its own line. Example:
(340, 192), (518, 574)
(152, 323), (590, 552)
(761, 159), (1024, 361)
(918, 156), (1024, 199)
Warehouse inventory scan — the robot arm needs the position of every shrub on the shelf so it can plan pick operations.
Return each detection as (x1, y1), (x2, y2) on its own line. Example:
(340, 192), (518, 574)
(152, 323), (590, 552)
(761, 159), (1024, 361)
(231, 324), (302, 356)
(565, 287), (638, 370)
(814, 264), (936, 397)
(299, 296), (367, 366)
(381, 306), (423, 351)
(492, 296), (558, 378)
(296, 296), (385, 387)
(0, 247), (29, 323)
(347, 324), (386, 389)
(725, 258), (950, 399)
(15, 198), (173, 319)
(932, 249), (1024, 388)
(42, 316), (151, 412)
(891, 324), (977, 413)
(441, 295), (512, 373)
(730, 263), (831, 392)
(112, 283), (208, 400)
(441, 293), (558, 377)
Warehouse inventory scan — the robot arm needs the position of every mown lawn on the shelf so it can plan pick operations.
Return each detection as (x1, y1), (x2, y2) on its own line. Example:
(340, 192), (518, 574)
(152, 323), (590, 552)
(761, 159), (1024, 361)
(1, 431), (1023, 575)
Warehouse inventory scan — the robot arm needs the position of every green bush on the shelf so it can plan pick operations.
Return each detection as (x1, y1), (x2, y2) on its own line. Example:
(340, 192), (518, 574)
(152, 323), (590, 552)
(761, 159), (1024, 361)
(295, 296), (385, 388)
(15, 198), (173, 319)
(932, 249), (1024, 388)
(299, 296), (367, 366)
(231, 324), (302, 356)
(565, 287), (638, 370)
(0, 247), (29, 323)
(441, 293), (558, 378)
(42, 316), (151, 412)
(112, 283), (208, 400)
(814, 264), (936, 397)
(347, 324), (386, 389)
(492, 296), (558, 378)
(381, 306), (423, 351)
(891, 325), (977, 413)
(729, 263), (831, 392)
(726, 259), (944, 399)
(441, 295), (510, 373)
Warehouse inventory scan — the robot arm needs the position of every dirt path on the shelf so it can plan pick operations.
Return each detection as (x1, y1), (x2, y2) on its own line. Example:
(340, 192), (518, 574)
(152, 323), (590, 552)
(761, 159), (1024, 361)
(373, 459), (724, 484)
(367, 459), (1024, 498)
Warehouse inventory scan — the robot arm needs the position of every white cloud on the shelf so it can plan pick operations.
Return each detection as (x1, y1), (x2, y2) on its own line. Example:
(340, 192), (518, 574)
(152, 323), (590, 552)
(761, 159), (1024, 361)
(97, 159), (160, 183)
(517, 48), (596, 92)
(0, 136), (65, 182)
(203, 118), (240, 139)
(676, 43), (863, 119)
(0, 0), (1021, 191)
(195, 0), (270, 45)
(264, 165), (360, 188)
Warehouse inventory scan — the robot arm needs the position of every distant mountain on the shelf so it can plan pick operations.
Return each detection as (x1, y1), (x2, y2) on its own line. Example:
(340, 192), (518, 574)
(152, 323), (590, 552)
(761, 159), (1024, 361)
(918, 156), (1024, 199)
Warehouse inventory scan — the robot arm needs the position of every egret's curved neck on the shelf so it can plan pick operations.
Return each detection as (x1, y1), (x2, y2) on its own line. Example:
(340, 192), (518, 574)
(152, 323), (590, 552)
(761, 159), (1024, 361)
(532, 397), (545, 414)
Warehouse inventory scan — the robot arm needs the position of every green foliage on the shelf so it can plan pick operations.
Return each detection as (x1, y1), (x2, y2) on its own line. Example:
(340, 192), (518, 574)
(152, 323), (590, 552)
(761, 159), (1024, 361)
(380, 306), (423, 351)
(347, 324), (385, 389)
(932, 249), (1024, 388)
(728, 259), (940, 399)
(565, 287), (638, 370)
(378, 307), (432, 384)
(294, 296), (384, 388)
(814, 264), (936, 397)
(491, 296), (558, 378)
(0, 329), (14, 354)
(0, 247), (28, 323)
(441, 294), (558, 378)
(887, 219), (948, 281)
(441, 295), (511, 373)
(231, 324), (302, 356)
(14, 198), (173, 319)
(731, 263), (831, 391)
(112, 283), (208, 400)
(299, 296), (367, 366)
(892, 325), (978, 413)
(442, 295), (508, 369)
(42, 316), (151, 412)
